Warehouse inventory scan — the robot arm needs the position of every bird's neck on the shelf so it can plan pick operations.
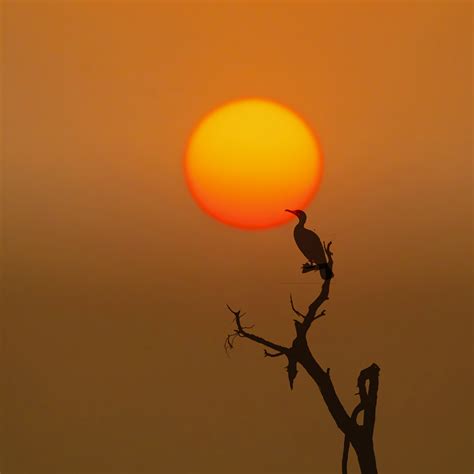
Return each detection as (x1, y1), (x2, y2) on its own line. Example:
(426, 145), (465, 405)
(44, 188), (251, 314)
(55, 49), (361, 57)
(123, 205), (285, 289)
(296, 218), (306, 227)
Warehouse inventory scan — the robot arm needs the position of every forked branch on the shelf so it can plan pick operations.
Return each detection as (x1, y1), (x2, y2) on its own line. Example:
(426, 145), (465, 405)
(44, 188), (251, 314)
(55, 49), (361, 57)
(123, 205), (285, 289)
(342, 363), (380, 474)
(225, 305), (289, 356)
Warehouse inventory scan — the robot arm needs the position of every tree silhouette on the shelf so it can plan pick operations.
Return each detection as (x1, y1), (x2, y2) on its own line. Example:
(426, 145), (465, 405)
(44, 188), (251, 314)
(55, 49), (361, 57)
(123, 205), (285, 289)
(225, 242), (380, 474)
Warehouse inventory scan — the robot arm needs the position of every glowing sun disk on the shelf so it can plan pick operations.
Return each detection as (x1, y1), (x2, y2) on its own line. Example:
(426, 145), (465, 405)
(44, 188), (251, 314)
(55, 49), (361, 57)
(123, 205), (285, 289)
(184, 98), (323, 229)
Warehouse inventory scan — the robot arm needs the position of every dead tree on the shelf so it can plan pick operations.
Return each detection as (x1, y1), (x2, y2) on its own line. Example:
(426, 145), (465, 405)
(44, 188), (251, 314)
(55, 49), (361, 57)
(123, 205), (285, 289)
(225, 242), (380, 474)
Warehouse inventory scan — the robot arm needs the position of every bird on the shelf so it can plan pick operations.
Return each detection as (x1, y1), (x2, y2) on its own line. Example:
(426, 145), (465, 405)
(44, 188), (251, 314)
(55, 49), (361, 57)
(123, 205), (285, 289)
(285, 209), (333, 280)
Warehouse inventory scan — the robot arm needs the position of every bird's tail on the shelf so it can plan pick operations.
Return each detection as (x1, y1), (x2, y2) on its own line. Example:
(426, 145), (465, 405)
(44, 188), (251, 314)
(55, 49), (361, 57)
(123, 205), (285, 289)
(301, 263), (317, 274)
(301, 262), (334, 280)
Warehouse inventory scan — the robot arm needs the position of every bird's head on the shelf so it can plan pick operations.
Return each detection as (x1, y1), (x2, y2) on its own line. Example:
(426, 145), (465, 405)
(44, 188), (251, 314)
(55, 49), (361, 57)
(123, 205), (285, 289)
(285, 209), (307, 223)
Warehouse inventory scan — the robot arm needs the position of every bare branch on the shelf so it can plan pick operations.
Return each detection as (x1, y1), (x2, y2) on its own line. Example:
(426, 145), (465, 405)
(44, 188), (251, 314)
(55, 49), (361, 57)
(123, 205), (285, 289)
(357, 363), (380, 436)
(289, 293), (305, 318)
(298, 353), (352, 434)
(342, 402), (365, 474)
(240, 324), (255, 330)
(302, 275), (330, 331)
(323, 240), (334, 262)
(225, 305), (289, 355)
(286, 356), (298, 389)
(264, 349), (285, 358)
(342, 363), (380, 473)
(314, 309), (326, 321)
(224, 333), (239, 356)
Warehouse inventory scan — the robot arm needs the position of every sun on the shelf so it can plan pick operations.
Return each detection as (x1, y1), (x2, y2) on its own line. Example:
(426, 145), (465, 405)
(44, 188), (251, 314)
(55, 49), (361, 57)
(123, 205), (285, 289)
(184, 98), (323, 230)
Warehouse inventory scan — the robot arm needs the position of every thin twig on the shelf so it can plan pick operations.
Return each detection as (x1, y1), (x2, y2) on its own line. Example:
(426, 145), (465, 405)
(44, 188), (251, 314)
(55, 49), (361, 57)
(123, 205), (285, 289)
(263, 349), (285, 358)
(290, 293), (306, 318)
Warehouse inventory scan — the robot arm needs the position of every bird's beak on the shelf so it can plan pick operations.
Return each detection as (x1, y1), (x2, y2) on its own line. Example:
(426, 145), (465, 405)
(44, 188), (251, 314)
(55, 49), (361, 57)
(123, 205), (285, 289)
(285, 209), (296, 215)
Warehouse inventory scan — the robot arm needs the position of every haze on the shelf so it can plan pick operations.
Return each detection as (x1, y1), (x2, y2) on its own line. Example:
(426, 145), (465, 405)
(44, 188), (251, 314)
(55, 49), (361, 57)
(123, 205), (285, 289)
(1, 2), (472, 473)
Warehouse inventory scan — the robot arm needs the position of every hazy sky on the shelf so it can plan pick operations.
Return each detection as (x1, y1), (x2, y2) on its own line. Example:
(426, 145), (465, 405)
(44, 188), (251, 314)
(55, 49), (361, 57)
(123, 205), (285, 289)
(2, 2), (472, 473)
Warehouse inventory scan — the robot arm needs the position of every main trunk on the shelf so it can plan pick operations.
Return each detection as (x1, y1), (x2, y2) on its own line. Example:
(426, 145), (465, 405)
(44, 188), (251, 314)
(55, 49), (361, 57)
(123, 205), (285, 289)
(353, 438), (377, 474)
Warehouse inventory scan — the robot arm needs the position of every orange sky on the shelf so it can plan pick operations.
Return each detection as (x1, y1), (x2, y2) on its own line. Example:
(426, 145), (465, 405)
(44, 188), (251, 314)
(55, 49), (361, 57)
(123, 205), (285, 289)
(1, 2), (472, 473)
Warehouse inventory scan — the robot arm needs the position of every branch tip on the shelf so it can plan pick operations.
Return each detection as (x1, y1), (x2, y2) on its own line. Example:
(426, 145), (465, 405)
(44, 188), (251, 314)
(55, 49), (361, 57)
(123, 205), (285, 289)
(264, 349), (285, 358)
(289, 293), (305, 318)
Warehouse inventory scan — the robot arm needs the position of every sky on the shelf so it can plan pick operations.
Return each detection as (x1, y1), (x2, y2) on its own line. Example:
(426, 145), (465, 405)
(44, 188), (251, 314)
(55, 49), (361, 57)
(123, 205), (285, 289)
(1, 2), (472, 473)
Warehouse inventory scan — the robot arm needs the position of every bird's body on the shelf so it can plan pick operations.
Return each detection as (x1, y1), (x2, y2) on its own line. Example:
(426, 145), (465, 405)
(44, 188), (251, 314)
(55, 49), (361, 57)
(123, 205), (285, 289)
(293, 225), (326, 264)
(285, 209), (333, 279)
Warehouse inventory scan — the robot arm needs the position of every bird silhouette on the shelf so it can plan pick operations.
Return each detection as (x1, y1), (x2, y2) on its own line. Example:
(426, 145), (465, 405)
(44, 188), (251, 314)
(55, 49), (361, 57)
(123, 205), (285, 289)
(285, 209), (333, 279)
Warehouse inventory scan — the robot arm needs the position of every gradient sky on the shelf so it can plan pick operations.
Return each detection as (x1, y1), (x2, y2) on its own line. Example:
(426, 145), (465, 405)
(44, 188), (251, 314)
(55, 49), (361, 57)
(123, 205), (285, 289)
(2, 2), (472, 473)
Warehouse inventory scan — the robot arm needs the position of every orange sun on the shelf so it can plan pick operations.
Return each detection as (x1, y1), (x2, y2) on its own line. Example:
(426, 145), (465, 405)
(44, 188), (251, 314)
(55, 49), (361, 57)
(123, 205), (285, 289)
(184, 98), (323, 230)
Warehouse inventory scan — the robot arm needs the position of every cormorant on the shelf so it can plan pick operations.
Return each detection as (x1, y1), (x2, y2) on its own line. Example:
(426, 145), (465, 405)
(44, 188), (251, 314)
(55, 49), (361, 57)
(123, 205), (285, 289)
(285, 209), (333, 280)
